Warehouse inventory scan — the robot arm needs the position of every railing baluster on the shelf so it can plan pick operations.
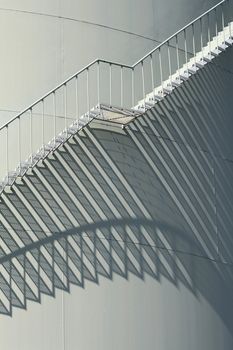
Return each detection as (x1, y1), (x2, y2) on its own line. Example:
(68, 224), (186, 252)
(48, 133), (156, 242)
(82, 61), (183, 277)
(229, 0), (232, 37)
(159, 47), (164, 94)
(64, 83), (67, 135)
(192, 23), (196, 65)
(120, 65), (123, 108)
(215, 8), (218, 48)
(6, 125), (9, 180)
(87, 68), (90, 120)
(141, 61), (145, 104)
(167, 41), (172, 85)
(53, 92), (56, 141)
(176, 35), (180, 78)
(221, 3), (225, 42)
(75, 75), (79, 125)
(18, 116), (21, 169)
(208, 13), (211, 52)
(109, 63), (112, 106)
(42, 99), (45, 150)
(150, 54), (155, 98)
(30, 108), (32, 162)
(131, 68), (135, 107)
(97, 61), (100, 108)
(184, 29), (188, 70)
(200, 18), (204, 60)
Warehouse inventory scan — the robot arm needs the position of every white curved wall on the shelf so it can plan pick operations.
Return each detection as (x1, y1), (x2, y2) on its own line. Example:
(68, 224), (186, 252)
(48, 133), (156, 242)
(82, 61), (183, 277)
(0, 0), (219, 124)
(1, 271), (232, 350)
(0, 44), (233, 349)
(1, 2), (233, 350)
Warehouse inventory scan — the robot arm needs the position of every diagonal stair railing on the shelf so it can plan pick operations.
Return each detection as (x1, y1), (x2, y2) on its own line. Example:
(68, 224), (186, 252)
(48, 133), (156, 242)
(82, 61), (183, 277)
(0, 0), (232, 193)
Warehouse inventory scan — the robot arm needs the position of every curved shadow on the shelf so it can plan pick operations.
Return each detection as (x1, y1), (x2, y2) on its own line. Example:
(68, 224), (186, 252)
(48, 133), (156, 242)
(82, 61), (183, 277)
(0, 46), (233, 337)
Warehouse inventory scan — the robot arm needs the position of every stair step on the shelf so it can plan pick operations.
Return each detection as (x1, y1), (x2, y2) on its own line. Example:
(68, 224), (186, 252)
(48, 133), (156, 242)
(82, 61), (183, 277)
(17, 162), (30, 176)
(171, 78), (183, 87)
(163, 85), (174, 94)
(32, 152), (44, 161)
(44, 143), (56, 152)
(218, 43), (228, 51)
(8, 171), (18, 179)
(77, 119), (88, 128)
(139, 106), (147, 113)
(19, 161), (30, 169)
(67, 127), (78, 135)
(89, 108), (101, 118)
(188, 65), (199, 74)
(196, 59), (207, 68)
(144, 100), (156, 108)
(225, 38), (233, 45)
(55, 135), (67, 144)
(153, 93), (164, 101)
(203, 54), (214, 63)
(4, 173), (17, 186)
(180, 72), (190, 80)
(210, 48), (221, 56)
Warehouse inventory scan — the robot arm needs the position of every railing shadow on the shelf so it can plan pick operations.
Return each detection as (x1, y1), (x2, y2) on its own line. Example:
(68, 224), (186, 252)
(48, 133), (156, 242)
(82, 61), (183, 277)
(0, 45), (233, 336)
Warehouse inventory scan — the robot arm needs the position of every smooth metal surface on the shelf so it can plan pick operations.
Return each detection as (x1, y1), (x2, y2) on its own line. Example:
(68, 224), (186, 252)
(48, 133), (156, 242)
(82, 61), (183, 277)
(0, 0), (232, 195)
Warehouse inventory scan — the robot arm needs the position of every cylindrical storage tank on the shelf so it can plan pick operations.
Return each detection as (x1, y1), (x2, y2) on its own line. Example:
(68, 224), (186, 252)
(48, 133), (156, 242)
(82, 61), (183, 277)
(0, 1), (233, 350)
(0, 0), (219, 123)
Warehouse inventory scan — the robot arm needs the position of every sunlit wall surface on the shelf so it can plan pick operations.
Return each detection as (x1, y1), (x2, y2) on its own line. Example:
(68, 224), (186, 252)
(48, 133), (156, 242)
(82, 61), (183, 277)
(0, 0), (219, 124)
(0, 1), (233, 350)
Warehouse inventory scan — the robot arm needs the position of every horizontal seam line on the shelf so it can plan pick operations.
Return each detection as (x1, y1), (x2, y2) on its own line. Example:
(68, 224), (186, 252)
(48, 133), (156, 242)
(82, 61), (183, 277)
(0, 7), (161, 44)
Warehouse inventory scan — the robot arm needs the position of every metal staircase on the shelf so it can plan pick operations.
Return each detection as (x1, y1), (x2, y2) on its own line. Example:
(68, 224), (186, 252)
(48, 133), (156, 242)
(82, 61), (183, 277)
(0, 0), (232, 194)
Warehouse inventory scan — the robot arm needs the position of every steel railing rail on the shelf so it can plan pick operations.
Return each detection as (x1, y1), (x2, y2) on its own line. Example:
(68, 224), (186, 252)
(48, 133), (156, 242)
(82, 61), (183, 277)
(133, 0), (226, 66)
(0, 0), (228, 131)
(0, 0), (232, 190)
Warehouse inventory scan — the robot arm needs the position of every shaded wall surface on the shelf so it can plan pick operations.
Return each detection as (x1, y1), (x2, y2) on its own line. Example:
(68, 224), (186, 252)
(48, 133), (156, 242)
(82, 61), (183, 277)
(0, 45), (233, 349)
(0, 0), (219, 124)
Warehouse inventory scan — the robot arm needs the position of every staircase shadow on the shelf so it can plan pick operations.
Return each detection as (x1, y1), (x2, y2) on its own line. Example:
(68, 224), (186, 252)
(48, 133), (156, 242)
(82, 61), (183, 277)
(0, 47), (233, 335)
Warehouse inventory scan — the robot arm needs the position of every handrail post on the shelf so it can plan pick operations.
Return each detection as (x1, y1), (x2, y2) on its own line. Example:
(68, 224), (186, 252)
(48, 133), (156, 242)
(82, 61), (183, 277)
(192, 23), (196, 65)
(159, 47), (164, 95)
(167, 41), (172, 85)
(75, 75), (79, 126)
(141, 61), (145, 105)
(18, 116), (21, 169)
(176, 34), (180, 79)
(97, 60), (100, 109)
(53, 91), (56, 142)
(228, 0), (232, 37)
(200, 18), (204, 60)
(215, 8), (218, 48)
(208, 13), (211, 52)
(120, 65), (123, 109)
(87, 68), (90, 121)
(131, 68), (135, 107)
(221, 3), (225, 42)
(6, 125), (9, 181)
(109, 63), (112, 106)
(42, 99), (45, 149)
(64, 83), (67, 136)
(150, 54), (155, 98)
(30, 108), (33, 163)
(184, 29), (188, 71)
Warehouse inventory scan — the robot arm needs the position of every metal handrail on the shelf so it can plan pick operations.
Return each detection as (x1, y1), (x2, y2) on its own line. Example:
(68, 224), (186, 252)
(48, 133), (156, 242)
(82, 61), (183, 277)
(0, 0), (227, 131)
(133, 0), (226, 66)
(0, 0), (232, 189)
(0, 59), (97, 131)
